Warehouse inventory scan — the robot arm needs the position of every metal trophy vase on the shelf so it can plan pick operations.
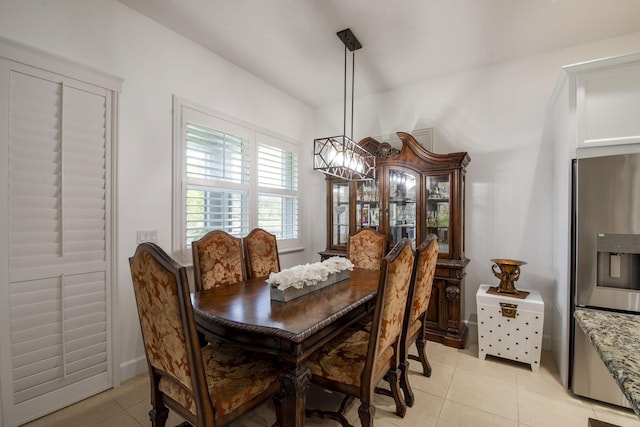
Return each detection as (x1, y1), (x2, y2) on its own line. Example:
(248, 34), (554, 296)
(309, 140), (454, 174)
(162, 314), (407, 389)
(490, 259), (527, 294)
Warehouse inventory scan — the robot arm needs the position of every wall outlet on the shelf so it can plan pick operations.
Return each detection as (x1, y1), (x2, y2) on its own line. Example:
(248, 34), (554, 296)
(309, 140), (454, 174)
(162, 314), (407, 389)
(137, 230), (158, 244)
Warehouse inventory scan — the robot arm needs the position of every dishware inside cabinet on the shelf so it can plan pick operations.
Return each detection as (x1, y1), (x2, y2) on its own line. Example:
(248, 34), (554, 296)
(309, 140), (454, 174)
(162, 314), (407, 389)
(426, 174), (451, 256)
(331, 180), (350, 248)
(355, 178), (380, 231)
(387, 169), (417, 248)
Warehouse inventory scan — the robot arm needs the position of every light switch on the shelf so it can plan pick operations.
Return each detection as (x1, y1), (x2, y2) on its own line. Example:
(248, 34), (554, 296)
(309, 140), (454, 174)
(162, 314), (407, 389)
(137, 230), (158, 244)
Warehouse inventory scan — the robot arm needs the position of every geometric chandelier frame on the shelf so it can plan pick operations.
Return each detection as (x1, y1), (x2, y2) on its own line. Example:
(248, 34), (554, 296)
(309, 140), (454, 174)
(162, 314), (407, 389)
(313, 135), (375, 180)
(313, 28), (375, 181)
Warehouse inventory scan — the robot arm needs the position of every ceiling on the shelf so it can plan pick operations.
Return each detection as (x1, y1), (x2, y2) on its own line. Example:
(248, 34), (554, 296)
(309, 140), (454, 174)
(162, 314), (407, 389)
(119, 0), (640, 108)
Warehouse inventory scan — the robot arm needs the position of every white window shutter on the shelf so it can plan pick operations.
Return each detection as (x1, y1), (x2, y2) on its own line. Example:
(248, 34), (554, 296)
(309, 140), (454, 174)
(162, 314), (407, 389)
(185, 122), (250, 245)
(7, 68), (110, 421)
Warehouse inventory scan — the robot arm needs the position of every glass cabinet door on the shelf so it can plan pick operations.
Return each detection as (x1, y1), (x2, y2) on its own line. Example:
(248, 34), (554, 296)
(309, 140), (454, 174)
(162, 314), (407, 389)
(425, 174), (450, 255)
(355, 178), (380, 231)
(332, 181), (350, 247)
(388, 169), (417, 248)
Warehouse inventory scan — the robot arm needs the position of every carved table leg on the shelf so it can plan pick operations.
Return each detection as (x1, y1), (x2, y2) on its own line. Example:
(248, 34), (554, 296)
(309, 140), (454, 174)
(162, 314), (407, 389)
(280, 363), (311, 427)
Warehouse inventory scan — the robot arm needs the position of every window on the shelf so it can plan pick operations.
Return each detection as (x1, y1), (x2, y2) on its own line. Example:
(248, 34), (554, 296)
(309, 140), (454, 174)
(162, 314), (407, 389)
(256, 134), (299, 240)
(173, 98), (300, 251)
(185, 122), (250, 241)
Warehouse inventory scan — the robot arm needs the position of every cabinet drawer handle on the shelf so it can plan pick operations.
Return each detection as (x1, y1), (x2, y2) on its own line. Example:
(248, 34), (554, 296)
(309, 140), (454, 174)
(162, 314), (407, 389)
(500, 303), (518, 318)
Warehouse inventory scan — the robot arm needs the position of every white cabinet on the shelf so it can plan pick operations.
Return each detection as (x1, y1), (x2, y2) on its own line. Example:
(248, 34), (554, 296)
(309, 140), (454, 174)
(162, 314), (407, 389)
(550, 51), (640, 387)
(476, 285), (544, 372)
(564, 51), (640, 150)
(579, 62), (640, 148)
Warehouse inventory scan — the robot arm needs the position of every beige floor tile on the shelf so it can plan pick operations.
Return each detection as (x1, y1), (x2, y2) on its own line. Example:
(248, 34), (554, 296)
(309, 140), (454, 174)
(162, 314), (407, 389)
(21, 412), (75, 427)
(517, 373), (593, 412)
(458, 339), (480, 358)
(127, 399), (186, 426)
(592, 403), (640, 427)
(166, 410), (187, 426)
(108, 374), (150, 410)
(406, 360), (454, 398)
(455, 350), (522, 384)
(239, 400), (279, 426)
(126, 399), (154, 425)
(446, 369), (519, 421)
(93, 411), (144, 427)
(232, 413), (277, 427)
(22, 341), (640, 427)
(419, 341), (460, 369)
(517, 389), (597, 427)
(436, 399), (518, 427)
(515, 352), (593, 411)
(382, 388), (442, 427)
(23, 393), (127, 427)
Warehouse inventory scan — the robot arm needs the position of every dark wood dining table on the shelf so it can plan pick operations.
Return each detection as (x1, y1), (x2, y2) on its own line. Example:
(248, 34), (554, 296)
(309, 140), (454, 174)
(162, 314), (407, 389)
(191, 267), (380, 427)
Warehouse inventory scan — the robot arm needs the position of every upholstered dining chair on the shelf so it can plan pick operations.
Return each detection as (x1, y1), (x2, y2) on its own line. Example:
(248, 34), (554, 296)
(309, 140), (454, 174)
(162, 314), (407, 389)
(243, 228), (281, 279)
(398, 234), (438, 407)
(192, 230), (245, 292)
(129, 242), (283, 427)
(305, 238), (415, 427)
(347, 228), (388, 270)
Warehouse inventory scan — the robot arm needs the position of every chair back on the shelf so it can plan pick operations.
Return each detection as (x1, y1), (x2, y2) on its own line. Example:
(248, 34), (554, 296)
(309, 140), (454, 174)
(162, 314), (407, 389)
(409, 234), (439, 327)
(129, 242), (213, 425)
(243, 228), (281, 279)
(364, 238), (415, 382)
(347, 228), (388, 270)
(192, 230), (245, 291)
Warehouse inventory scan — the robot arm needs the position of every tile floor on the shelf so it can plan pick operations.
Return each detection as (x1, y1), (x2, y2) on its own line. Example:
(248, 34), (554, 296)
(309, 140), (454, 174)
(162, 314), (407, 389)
(23, 337), (640, 427)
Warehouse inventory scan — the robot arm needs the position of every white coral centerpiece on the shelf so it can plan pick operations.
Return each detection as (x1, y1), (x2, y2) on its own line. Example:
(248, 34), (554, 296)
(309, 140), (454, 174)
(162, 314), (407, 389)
(266, 256), (354, 291)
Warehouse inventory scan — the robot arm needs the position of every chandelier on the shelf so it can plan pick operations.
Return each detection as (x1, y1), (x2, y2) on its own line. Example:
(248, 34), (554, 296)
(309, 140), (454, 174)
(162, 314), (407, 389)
(313, 28), (375, 181)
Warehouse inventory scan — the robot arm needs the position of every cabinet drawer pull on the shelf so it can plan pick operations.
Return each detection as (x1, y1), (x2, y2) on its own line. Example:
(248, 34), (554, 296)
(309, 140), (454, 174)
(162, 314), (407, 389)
(500, 303), (518, 318)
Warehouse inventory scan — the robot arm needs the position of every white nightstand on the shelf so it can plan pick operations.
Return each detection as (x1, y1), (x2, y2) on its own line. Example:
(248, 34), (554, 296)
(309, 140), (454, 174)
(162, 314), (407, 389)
(476, 284), (544, 372)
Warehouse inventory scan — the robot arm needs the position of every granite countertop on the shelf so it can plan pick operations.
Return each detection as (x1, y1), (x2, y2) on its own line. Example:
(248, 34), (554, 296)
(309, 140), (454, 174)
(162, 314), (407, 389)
(574, 307), (640, 417)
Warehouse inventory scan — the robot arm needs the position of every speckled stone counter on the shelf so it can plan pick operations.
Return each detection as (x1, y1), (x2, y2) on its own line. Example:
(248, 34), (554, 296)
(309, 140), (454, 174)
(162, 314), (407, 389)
(574, 308), (640, 418)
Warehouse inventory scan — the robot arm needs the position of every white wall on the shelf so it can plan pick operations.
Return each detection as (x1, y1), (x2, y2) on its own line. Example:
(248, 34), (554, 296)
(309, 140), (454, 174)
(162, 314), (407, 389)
(313, 32), (640, 386)
(3, 0), (640, 394)
(0, 0), (315, 384)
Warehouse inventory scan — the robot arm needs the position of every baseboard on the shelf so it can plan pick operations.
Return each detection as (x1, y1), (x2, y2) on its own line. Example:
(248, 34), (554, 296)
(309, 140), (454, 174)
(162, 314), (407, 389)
(119, 355), (147, 382)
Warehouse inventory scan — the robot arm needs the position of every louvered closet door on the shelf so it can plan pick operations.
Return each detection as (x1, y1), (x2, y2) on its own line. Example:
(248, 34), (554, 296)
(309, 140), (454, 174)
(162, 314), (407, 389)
(7, 65), (112, 424)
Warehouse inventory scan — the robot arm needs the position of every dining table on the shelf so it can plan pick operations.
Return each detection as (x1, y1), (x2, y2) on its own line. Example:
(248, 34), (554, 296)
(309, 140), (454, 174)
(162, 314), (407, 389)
(191, 266), (380, 427)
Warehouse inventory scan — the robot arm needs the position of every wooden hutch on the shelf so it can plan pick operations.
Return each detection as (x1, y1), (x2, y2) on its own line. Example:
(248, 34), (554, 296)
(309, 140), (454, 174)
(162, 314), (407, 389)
(320, 132), (470, 348)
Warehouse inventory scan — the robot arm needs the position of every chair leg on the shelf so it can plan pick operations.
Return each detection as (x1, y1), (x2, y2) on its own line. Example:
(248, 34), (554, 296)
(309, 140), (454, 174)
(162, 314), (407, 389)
(399, 358), (415, 407)
(272, 391), (284, 427)
(148, 405), (168, 427)
(358, 402), (375, 427)
(415, 337), (432, 377)
(387, 367), (407, 418)
(149, 371), (169, 427)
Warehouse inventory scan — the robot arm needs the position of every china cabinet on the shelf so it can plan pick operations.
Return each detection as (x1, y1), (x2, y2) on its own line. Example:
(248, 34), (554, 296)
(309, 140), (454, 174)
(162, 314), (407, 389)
(320, 132), (471, 348)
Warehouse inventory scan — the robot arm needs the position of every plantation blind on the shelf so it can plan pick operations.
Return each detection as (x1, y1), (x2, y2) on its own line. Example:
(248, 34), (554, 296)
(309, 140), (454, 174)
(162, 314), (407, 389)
(174, 99), (302, 251)
(185, 122), (250, 245)
(6, 66), (112, 424)
(256, 139), (299, 239)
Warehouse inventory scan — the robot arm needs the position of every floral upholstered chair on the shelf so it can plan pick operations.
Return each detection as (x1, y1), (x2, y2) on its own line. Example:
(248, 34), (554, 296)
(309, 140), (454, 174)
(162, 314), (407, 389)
(129, 242), (283, 427)
(347, 228), (388, 270)
(243, 228), (281, 279)
(399, 234), (438, 407)
(305, 238), (415, 427)
(192, 230), (245, 291)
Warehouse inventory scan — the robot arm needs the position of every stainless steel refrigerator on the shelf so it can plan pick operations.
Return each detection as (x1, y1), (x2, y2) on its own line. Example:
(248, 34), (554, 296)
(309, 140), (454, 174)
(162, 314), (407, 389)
(571, 152), (640, 408)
